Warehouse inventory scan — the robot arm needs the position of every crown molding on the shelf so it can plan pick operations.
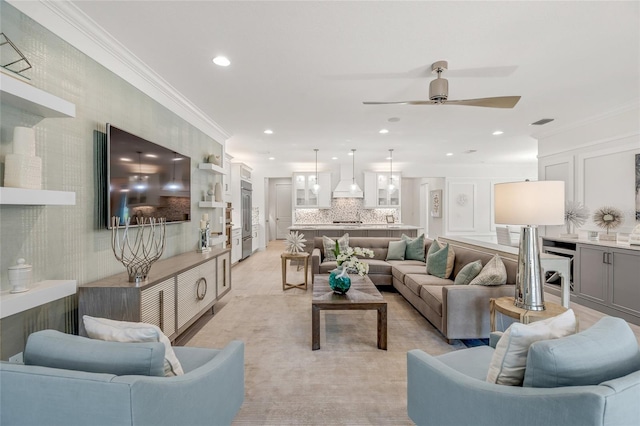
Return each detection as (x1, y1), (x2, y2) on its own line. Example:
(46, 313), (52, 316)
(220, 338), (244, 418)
(7, 0), (230, 144)
(531, 100), (640, 141)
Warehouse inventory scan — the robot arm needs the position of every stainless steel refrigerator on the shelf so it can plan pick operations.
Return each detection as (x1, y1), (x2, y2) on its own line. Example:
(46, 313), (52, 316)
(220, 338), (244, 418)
(241, 180), (252, 260)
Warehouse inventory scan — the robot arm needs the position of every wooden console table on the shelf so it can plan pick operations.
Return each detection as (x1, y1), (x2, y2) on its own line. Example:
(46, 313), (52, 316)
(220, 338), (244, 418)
(79, 249), (231, 341)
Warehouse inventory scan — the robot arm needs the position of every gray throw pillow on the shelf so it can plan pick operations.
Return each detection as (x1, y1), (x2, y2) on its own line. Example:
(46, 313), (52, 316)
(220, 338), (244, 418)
(469, 254), (507, 285)
(322, 234), (349, 261)
(401, 234), (425, 261)
(454, 260), (483, 285)
(386, 240), (407, 261)
(523, 317), (640, 388)
(426, 240), (455, 279)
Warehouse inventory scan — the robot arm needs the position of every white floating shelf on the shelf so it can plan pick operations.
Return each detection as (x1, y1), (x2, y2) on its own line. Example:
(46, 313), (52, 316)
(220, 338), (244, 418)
(0, 73), (76, 118)
(199, 200), (225, 208)
(1, 280), (77, 319)
(209, 235), (226, 246)
(198, 163), (225, 175)
(0, 187), (76, 205)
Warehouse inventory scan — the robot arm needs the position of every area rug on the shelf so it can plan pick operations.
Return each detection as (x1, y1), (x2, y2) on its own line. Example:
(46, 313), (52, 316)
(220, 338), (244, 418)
(187, 288), (466, 425)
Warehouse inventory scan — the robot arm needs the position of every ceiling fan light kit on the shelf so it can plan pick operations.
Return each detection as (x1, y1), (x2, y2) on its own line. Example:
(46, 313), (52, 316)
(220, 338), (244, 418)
(363, 60), (521, 109)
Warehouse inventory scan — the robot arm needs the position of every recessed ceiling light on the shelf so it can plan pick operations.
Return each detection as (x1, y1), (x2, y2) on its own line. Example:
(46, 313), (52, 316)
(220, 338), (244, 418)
(264, 129), (273, 134)
(492, 130), (504, 136)
(446, 153), (453, 156)
(212, 56), (230, 67)
(268, 157), (275, 160)
(332, 156), (338, 160)
(379, 129), (389, 134)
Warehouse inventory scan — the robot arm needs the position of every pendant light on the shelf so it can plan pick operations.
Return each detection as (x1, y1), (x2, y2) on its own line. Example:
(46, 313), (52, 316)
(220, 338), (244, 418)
(134, 151), (147, 191)
(387, 149), (396, 193)
(163, 152), (184, 191)
(350, 149), (358, 193)
(312, 148), (320, 194)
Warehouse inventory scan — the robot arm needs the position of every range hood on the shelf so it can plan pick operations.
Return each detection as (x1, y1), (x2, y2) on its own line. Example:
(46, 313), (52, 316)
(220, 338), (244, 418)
(333, 163), (363, 198)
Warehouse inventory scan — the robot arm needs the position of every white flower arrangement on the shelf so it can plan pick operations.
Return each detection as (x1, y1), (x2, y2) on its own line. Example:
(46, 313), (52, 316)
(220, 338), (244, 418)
(335, 246), (374, 276)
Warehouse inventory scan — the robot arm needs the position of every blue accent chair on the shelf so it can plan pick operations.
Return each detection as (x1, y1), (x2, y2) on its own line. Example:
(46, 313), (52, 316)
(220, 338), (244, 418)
(0, 330), (244, 426)
(407, 317), (640, 426)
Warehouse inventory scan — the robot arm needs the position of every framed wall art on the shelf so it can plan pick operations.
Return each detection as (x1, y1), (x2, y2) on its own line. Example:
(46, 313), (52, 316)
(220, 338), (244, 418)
(430, 189), (442, 218)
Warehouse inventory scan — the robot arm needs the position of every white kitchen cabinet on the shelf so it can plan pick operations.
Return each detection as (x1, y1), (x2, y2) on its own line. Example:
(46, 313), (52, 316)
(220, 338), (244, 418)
(252, 224), (259, 252)
(364, 171), (401, 208)
(231, 228), (242, 264)
(293, 172), (331, 208)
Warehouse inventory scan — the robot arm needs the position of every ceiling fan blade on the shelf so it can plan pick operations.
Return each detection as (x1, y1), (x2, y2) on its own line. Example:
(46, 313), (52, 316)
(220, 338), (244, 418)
(444, 96), (521, 108)
(446, 65), (518, 78)
(363, 100), (437, 105)
(326, 65), (431, 81)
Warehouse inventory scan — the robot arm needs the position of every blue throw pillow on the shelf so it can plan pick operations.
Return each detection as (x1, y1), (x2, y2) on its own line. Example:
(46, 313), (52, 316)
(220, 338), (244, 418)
(401, 234), (425, 261)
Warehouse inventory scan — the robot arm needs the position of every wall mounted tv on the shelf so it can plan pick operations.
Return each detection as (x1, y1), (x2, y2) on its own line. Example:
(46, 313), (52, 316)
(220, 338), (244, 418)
(106, 124), (191, 228)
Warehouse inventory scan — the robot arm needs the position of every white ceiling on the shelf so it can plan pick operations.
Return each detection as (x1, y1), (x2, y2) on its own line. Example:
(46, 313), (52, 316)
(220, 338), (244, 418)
(71, 1), (639, 173)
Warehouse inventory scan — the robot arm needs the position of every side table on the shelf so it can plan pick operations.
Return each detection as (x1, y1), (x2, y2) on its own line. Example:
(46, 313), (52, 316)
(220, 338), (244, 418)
(281, 252), (310, 291)
(490, 296), (569, 332)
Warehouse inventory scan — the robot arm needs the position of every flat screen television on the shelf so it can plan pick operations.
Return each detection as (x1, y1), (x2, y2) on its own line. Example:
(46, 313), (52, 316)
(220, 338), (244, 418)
(106, 124), (191, 228)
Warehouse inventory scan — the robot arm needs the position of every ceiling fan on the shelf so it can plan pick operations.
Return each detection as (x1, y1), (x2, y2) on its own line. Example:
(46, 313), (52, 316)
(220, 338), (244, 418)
(363, 61), (521, 109)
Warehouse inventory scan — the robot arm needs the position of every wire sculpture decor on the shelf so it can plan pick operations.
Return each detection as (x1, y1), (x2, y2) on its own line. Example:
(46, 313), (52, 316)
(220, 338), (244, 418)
(111, 216), (166, 283)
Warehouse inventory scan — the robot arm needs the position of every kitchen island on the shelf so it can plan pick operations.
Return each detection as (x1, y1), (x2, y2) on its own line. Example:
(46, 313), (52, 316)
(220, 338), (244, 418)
(288, 224), (419, 252)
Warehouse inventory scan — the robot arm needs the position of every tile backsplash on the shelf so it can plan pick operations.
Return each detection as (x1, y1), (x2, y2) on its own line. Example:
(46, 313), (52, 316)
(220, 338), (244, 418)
(294, 198), (398, 224)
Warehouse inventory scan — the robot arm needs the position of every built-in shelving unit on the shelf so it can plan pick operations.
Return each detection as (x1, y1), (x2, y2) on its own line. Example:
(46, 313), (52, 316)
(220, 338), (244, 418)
(0, 280), (77, 319)
(0, 187), (76, 205)
(199, 201), (225, 209)
(1, 73), (77, 206)
(0, 73), (76, 118)
(198, 163), (225, 175)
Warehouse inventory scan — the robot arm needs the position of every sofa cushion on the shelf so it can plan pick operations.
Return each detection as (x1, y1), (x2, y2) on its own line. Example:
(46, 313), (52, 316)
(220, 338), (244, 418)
(404, 273), (452, 297)
(523, 316), (640, 388)
(470, 254), (507, 285)
(320, 260), (338, 273)
(386, 240), (406, 260)
(426, 240), (455, 279)
(83, 315), (184, 376)
(402, 233), (426, 261)
(454, 260), (483, 285)
(420, 284), (446, 316)
(486, 309), (577, 386)
(361, 258), (392, 275)
(322, 233), (349, 261)
(390, 263), (426, 282)
(23, 330), (166, 377)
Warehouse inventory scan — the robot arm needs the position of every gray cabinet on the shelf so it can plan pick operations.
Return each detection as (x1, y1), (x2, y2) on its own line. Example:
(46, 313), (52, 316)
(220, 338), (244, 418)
(79, 249), (231, 341)
(576, 243), (640, 324)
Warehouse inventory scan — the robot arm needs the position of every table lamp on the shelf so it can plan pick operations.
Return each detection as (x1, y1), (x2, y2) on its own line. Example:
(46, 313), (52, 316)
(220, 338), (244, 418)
(494, 180), (565, 311)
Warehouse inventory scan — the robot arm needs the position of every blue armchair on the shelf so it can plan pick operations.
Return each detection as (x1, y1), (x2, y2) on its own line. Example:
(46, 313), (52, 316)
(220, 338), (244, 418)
(407, 317), (640, 426)
(0, 330), (244, 426)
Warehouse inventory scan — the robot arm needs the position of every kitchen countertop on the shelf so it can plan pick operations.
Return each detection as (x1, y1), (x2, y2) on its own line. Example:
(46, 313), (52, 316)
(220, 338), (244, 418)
(289, 223), (419, 230)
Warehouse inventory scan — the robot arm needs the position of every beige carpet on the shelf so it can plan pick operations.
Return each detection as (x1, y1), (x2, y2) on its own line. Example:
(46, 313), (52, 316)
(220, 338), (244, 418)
(186, 242), (466, 425)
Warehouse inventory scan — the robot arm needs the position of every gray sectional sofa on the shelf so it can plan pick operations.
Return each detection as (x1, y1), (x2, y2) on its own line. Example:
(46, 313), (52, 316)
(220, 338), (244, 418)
(311, 236), (517, 343)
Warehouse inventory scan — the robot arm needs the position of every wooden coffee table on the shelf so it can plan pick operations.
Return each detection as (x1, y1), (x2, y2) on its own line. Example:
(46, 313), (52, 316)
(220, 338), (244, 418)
(312, 274), (387, 350)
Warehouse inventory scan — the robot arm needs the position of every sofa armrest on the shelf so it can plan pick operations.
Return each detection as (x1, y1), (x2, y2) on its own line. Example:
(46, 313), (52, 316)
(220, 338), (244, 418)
(407, 349), (612, 426)
(312, 248), (322, 283)
(441, 284), (515, 339)
(489, 331), (504, 348)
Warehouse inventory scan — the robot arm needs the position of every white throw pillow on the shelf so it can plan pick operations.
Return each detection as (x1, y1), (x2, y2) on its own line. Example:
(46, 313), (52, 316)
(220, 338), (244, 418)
(83, 315), (184, 376)
(486, 309), (576, 385)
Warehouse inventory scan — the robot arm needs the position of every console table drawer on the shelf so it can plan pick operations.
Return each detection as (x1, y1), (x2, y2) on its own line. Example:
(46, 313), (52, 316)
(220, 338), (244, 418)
(176, 261), (216, 330)
(141, 277), (176, 338)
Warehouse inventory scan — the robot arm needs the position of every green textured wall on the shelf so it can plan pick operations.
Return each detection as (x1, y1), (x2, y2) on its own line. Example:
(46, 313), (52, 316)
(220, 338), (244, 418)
(0, 1), (224, 293)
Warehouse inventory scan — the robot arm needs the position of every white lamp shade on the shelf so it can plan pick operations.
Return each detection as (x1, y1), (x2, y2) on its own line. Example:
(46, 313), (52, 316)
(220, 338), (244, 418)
(494, 180), (565, 225)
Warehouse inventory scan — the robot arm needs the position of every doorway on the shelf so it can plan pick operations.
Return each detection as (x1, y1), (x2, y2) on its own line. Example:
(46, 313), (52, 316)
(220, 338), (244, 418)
(275, 183), (292, 239)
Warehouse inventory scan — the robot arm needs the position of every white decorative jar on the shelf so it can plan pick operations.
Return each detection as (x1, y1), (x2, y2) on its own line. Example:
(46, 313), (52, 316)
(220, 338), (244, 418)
(8, 258), (32, 293)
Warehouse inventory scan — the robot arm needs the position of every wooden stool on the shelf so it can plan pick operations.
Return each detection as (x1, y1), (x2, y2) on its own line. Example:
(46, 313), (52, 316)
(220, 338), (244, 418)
(281, 252), (310, 291)
(490, 296), (569, 332)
